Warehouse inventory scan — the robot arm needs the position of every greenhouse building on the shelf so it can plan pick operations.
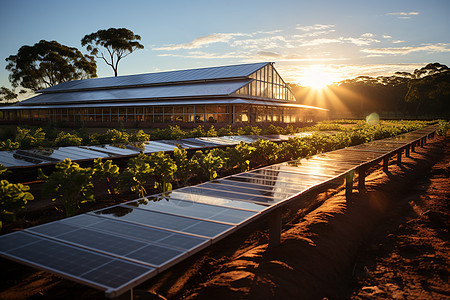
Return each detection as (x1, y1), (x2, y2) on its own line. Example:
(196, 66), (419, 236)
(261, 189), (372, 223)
(0, 62), (327, 127)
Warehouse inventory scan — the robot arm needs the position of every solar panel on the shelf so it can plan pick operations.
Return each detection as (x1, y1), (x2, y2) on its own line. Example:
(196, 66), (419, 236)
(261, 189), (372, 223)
(0, 231), (155, 293)
(60, 214), (208, 251)
(92, 205), (233, 238)
(125, 196), (257, 225)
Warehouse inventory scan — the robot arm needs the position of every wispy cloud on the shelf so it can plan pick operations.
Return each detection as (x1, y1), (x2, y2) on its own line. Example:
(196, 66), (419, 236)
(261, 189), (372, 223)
(153, 33), (249, 50)
(386, 11), (419, 19)
(296, 24), (335, 31)
(362, 43), (450, 55)
(392, 40), (405, 44)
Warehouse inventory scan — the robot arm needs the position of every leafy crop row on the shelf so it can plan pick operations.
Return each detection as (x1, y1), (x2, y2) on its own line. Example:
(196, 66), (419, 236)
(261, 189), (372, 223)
(0, 120), (444, 225)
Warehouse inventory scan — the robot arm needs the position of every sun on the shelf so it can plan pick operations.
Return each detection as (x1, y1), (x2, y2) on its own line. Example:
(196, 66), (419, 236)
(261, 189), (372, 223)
(300, 66), (338, 90)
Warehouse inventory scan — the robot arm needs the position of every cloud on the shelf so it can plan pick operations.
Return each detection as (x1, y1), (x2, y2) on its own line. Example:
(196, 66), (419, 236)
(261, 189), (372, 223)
(386, 12), (419, 19)
(296, 24), (335, 31)
(153, 33), (249, 50)
(383, 35), (392, 39)
(362, 43), (450, 55)
(293, 29), (336, 38)
(231, 36), (292, 49)
(157, 51), (248, 59)
(392, 40), (405, 44)
(361, 33), (374, 37)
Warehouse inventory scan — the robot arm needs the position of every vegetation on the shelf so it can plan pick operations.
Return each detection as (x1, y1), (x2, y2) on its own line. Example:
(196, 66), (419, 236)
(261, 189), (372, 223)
(0, 164), (34, 230)
(1, 120), (444, 228)
(81, 28), (144, 77)
(6, 40), (97, 92)
(39, 159), (95, 217)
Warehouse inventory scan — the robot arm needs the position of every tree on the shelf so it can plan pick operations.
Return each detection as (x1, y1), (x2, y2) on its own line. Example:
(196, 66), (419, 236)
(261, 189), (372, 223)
(81, 28), (144, 76)
(0, 86), (17, 103)
(6, 40), (97, 91)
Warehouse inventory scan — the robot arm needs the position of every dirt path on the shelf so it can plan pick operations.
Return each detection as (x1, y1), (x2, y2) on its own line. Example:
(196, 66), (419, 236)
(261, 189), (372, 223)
(1, 135), (448, 299)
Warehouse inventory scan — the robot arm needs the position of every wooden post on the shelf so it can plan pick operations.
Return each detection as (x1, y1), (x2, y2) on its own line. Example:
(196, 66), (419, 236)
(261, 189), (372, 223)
(269, 208), (282, 247)
(411, 142), (416, 152)
(420, 138), (424, 147)
(383, 156), (389, 173)
(405, 146), (410, 157)
(397, 149), (402, 165)
(358, 166), (366, 192)
(346, 170), (354, 199)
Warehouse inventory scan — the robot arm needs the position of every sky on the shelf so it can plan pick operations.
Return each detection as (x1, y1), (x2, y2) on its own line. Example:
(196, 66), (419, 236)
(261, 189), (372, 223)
(1, 0), (449, 96)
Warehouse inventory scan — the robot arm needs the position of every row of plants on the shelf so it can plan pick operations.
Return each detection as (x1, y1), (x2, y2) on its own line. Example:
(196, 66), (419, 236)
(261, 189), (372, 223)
(1, 119), (446, 150)
(0, 122), (350, 150)
(2, 120), (445, 228)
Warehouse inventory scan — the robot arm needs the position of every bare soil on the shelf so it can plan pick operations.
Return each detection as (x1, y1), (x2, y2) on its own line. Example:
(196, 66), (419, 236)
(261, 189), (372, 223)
(1, 135), (448, 300)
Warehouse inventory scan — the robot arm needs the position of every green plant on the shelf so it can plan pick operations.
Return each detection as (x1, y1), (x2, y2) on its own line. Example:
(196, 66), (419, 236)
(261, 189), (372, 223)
(253, 139), (280, 164)
(225, 142), (255, 172)
(39, 159), (94, 217)
(53, 131), (83, 147)
(217, 125), (234, 136)
(0, 164), (33, 230)
(194, 149), (225, 180)
(92, 158), (120, 196)
(206, 125), (218, 137)
(129, 130), (151, 142)
(15, 127), (45, 148)
(98, 129), (129, 144)
(189, 125), (206, 138)
(147, 151), (177, 192)
(0, 139), (19, 150)
(119, 153), (154, 198)
(173, 147), (199, 186)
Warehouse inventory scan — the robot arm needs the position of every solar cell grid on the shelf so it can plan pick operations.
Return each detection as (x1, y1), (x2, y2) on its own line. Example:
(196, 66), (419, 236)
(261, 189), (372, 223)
(61, 214), (208, 251)
(127, 197), (257, 225)
(217, 178), (300, 195)
(92, 205), (233, 238)
(180, 185), (278, 204)
(163, 190), (268, 211)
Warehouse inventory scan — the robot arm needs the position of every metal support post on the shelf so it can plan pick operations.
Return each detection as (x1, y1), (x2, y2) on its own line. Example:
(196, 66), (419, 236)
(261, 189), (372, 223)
(405, 146), (410, 157)
(383, 156), (389, 173)
(411, 142), (416, 152)
(345, 170), (354, 199)
(397, 149), (402, 165)
(269, 208), (282, 247)
(420, 138), (424, 147)
(358, 166), (366, 192)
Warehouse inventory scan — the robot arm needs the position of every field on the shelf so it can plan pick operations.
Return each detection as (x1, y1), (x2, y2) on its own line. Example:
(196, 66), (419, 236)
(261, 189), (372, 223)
(0, 121), (448, 299)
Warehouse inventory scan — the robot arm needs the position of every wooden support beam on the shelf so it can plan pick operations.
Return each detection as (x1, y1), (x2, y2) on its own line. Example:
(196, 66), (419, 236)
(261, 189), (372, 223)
(405, 146), (410, 157)
(358, 166), (366, 192)
(420, 138), (424, 147)
(345, 170), (354, 199)
(411, 142), (416, 152)
(383, 156), (389, 173)
(268, 208), (282, 247)
(397, 149), (402, 165)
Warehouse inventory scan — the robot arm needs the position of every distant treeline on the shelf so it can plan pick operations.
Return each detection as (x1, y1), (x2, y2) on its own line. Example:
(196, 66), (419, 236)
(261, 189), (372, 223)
(289, 63), (450, 119)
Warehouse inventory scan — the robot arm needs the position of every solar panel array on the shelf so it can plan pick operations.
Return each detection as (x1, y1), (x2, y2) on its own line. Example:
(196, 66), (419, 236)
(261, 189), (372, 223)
(0, 132), (316, 169)
(20, 80), (252, 106)
(39, 62), (269, 93)
(0, 125), (438, 298)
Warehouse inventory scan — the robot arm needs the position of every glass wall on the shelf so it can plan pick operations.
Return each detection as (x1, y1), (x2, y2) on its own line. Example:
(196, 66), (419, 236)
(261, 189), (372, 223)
(234, 64), (296, 101)
(0, 104), (319, 124)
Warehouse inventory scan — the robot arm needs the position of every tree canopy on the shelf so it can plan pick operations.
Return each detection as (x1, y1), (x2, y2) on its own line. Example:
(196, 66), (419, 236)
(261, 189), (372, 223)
(0, 87), (18, 103)
(81, 28), (144, 77)
(5, 40), (97, 92)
